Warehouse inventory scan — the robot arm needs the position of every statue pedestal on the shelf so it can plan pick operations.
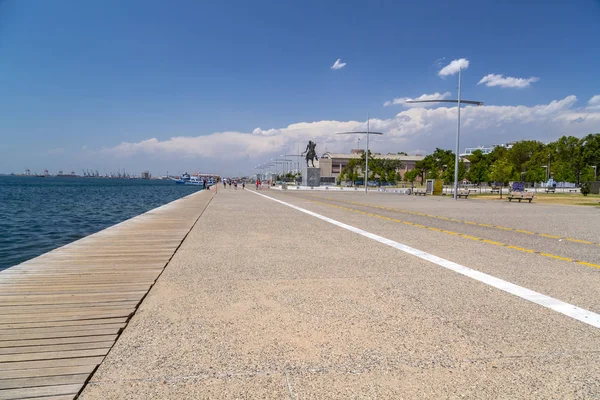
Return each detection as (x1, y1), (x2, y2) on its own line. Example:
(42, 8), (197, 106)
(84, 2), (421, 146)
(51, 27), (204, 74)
(302, 167), (320, 187)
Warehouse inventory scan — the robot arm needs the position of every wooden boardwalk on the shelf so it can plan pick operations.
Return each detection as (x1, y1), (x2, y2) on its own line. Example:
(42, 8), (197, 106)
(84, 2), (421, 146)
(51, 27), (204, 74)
(0, 190), (213, 400)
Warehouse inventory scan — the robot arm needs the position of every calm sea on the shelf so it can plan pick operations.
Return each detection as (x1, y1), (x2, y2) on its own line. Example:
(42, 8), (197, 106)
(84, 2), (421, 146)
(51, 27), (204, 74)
(0, 176), (204, 271)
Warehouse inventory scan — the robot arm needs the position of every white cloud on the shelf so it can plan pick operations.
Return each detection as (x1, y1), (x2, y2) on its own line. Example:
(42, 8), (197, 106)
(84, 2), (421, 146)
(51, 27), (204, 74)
(588, 95), (600, 109)
(478, 74), (540, 88)
(101, 95), (600, 176)
(438, 58), (469, 77)
(384, 92), (451, 107)
(331, 58), (346, 70)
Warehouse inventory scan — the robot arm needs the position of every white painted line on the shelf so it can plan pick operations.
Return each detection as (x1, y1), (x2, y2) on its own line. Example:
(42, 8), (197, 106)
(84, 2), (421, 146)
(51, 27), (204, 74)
(248, 189), (600, 329)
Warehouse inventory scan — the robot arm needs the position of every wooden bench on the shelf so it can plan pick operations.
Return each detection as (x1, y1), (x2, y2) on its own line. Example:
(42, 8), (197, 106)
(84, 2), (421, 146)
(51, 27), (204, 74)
(569, 189), (578, 193)
(413, 189), (427, 196)
(507, 192), (534, 203)
(468, 189), (478, 194)
(491, 186), (501, 194)
(455, 189), (470, 199)
(545, 188), (556, 193)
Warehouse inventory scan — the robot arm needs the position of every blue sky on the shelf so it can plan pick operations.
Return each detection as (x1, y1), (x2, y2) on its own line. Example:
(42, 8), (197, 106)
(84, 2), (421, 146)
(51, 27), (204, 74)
(1, 0), (599, 175)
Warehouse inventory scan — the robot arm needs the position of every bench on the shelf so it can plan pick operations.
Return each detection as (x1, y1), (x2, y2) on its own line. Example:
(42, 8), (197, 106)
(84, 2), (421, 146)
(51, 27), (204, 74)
(454, 189), (470, 199)
(413, 189), (427, 196)
(507, 192), (534, 203)
(545, 188), (556, 193)
(491, 186), (501, 194)
(569, 189), (578, 193)
(468, 189), (478, 194)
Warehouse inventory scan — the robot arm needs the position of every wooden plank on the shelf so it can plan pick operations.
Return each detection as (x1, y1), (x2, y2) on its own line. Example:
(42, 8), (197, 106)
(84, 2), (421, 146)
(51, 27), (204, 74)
(0, 328), (122, 342)
(0, 348), (109, 363)
(0, 286), (152, 296)
(0, 383), (82, 400)
(0, 341), (114, 355)
(1, 317), (127, 329)
(0, 304), (136, 316)
(0, 335), (117, 349)
(0, 373), (88, 390)
(0, 293), (146, 306)
(0, 356), (104, 371)
(11, 395), (74, 400)
(0, 322), (126, 335)
(0, 364), (96, 380)
(0, 311), (134, 325)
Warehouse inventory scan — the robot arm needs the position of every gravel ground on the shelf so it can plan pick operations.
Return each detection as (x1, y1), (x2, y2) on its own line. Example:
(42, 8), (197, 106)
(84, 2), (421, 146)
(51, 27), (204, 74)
(80, 188), (600, 399)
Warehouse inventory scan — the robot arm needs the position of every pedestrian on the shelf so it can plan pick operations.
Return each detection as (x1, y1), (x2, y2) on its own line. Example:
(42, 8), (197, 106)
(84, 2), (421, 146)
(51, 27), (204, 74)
(234, 180), (238, 190)
(223, 179), (226, 189)
(228, 180), (231, 189)
(242, 180), (246, 189)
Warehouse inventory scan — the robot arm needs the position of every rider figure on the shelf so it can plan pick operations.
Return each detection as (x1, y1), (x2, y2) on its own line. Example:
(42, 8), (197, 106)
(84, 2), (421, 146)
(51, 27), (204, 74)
(302, 140), (319, 167)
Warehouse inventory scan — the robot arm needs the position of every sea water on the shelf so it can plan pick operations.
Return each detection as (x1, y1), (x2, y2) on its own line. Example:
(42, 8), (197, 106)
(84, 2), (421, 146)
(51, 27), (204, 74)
(0, 176), (204, 271)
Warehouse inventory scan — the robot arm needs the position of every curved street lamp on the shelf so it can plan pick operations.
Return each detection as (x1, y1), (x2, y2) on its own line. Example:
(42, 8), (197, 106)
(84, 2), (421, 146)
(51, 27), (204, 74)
(406, 68), (483, 200)
(336, 114), (384, 193)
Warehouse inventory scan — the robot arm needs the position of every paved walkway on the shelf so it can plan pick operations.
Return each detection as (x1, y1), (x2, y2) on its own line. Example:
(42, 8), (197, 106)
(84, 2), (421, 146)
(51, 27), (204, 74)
(79, 188), (600, 399)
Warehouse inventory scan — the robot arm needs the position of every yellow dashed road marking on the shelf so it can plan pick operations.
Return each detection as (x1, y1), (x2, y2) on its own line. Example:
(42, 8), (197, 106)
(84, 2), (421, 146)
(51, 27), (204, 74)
(303, 195), (599, 248)
(298, 197), (600, 270)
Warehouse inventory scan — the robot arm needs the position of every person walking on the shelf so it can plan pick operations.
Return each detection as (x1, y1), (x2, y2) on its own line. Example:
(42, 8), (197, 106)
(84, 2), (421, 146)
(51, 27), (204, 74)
(233, 180), (238, 190)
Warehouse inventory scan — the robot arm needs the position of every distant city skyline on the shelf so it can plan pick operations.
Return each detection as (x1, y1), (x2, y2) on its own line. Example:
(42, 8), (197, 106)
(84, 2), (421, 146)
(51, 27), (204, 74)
(1, 0), (599, 176)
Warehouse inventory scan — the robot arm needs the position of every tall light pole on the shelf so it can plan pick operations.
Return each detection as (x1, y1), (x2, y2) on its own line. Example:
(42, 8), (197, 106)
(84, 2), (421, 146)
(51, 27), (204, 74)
(336, 114), (384, 193)
(271, 158), (291, 183)
(592, 166), (597, 181)
(284, 154), (302, 180)
(406, 70), (483, 200)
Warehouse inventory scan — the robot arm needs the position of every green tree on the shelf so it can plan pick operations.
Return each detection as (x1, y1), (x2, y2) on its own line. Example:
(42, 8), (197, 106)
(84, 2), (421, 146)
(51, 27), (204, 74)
(507, 140), (545, 174)
(404, 169), (419, 183)
(339, 158), (360, 185)
(442, 159), (467, 185)
(466, 150), (491, 184)
(553, 135), (585, 184)
(524, 166), (546, 183)
(581, 133), (600, 180)
(489, 159), (514, 198)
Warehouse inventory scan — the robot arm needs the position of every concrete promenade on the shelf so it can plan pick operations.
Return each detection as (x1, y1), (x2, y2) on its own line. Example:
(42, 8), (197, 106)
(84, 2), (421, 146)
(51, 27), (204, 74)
(79, 188), (599, 399)
(2, 187), (600, 398)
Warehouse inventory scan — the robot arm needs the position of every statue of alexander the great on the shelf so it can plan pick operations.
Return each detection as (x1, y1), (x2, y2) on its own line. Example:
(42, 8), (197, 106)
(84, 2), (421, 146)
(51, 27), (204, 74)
(302, 140), (319, 168)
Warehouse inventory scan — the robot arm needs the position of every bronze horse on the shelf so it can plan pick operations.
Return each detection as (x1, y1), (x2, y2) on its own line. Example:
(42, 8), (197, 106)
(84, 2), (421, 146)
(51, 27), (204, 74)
(302, 140), (319, 167)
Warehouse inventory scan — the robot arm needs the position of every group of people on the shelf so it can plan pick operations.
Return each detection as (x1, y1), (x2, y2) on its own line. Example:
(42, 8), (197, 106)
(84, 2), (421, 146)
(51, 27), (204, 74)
(221, 178), (245, 190)
(218, 177), (272, 191)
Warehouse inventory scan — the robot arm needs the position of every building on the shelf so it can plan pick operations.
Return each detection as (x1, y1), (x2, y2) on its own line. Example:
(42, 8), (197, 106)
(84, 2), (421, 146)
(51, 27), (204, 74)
(319, 152), (425, 181)
(461, 142), (516, 157)
(141, 171), (151, 179)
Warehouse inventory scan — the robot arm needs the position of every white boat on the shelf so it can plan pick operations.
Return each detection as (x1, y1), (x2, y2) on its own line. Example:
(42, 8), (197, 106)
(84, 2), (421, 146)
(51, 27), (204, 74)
(184, 176), (204, 186)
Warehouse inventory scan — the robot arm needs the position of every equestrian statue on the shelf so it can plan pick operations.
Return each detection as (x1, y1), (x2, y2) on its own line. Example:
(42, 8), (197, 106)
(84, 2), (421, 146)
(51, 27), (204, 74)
(302, 140), (319, 168)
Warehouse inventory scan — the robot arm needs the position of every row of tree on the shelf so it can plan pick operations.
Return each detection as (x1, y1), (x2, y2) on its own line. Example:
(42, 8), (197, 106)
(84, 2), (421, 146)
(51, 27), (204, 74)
(339, 151), (403, 184)
(404, 134), (600, 185)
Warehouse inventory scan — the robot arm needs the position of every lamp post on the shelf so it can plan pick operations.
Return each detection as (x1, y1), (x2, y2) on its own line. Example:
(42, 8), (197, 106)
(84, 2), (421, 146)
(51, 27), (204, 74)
(593, 166), (597, 181)
(406, 68), (483, 200)
(541, 165), (548, 182)
(271, 158), (291, 183)
(284, 154), (302, 182)
(336, 114), (384, 193)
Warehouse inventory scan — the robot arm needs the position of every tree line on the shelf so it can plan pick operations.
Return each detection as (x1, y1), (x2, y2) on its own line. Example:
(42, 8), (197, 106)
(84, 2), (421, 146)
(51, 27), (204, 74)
(404, 133), (600, 185)
(339, 151), (403, 185)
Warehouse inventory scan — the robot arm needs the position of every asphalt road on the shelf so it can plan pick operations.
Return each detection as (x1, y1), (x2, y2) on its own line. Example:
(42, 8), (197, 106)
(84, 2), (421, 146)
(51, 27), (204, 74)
(80, 187), (600, 399)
